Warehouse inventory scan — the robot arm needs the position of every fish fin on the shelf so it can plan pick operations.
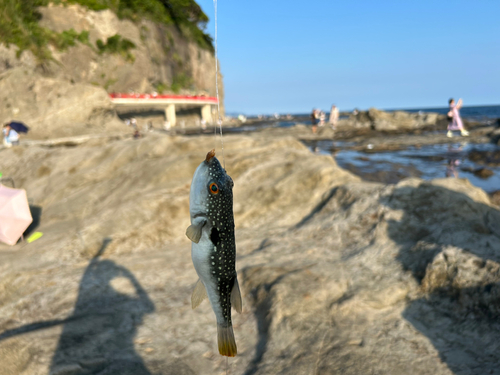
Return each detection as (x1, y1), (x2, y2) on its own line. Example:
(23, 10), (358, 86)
(231, 278), (243, 314)
(191, 279), (208, 309)
(186, 222), (204, 243)
(217, 324), (237, 357)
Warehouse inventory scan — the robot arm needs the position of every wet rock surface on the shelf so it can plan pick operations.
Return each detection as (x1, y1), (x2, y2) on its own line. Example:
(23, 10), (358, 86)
(1, 132), (500, 374)
(312, 141), (500, 194)
(473, 167), (495, 179)
(490, 127), (500, 145)
(468, 149), (500, 166)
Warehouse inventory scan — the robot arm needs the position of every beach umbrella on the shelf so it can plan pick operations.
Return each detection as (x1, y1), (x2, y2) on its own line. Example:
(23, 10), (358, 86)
(9, 121), (29, 133)
(0, 185), (33, 245)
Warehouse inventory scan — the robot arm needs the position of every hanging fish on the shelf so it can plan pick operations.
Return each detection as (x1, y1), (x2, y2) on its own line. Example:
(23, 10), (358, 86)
(186, 149), (242, 357)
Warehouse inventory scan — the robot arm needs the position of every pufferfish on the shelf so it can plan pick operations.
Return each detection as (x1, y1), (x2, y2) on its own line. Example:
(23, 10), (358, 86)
(186, 149), (242, 357)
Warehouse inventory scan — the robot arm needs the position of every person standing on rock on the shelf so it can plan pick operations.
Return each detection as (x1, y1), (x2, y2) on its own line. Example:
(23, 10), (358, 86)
(329, 105), (339, 129)
(319, 111), (326, 127)
(447, 98), (469, 137)
(311, 109), (318, 134)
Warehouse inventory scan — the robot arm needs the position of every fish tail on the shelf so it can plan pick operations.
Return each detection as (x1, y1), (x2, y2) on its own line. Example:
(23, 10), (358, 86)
(217, 323), (237, 357)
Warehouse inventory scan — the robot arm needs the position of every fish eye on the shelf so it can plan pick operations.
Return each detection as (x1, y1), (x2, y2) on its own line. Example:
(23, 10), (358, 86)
(209, 182), (219, 194)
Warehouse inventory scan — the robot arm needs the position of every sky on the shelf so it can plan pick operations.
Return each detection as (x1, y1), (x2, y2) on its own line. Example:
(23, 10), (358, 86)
(197, 0), (500, 115)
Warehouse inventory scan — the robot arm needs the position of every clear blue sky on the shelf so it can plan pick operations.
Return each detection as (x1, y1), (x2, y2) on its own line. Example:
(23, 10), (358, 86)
(197, 0), (500, 115)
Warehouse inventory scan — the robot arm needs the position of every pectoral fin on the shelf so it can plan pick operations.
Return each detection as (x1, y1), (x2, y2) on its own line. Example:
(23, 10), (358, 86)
(191, 279), (208, 309)
(231, 278), (242, 314)
(186, 221), (205, 243)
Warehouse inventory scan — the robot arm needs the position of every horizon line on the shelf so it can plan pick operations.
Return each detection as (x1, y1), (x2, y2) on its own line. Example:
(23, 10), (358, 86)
(226, 103), (500, 116)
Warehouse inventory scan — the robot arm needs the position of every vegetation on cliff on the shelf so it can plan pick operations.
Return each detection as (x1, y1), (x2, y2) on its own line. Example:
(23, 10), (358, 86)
(0, 0), (213, 60)
(96, 34), (136, 62)
(64, 0), (213, 49)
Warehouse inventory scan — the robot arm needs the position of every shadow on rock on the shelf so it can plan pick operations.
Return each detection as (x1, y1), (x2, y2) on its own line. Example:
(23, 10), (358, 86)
(24, 204), (42, 237)
(382, 181), (500, 374)
(49, 253), (155, 374)
(240, 265), (312, 375)
(0, 240), (155, 375)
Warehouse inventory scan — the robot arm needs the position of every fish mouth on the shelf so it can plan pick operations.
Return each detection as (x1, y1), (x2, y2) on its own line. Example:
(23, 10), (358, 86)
(205, 149), (216, 163)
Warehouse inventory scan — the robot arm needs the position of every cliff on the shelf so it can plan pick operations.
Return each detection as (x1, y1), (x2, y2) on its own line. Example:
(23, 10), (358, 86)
(0, 1), (223, 138)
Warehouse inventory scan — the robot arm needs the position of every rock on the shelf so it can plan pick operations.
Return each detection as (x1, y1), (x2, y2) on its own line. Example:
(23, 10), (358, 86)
(474, 168), (494, 179)
(369, 108), (414, 131)
(340, 108), (445, 132)
(490, 127), (500, 144)
(0, 67), (125, 139)
(36, 4), (222, 101)
(421, 246), (500, 318)
(490, 190), (500, 206)
(0, 45), (37, 75)
(468, 149), (500, 166)
(1, 133), (500, 374)
(49, 364), (83, 375)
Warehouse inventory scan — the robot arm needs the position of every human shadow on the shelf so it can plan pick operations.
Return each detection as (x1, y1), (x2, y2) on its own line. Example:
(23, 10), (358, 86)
(0, 239), (155, 374)
(381, 182), (500, 374)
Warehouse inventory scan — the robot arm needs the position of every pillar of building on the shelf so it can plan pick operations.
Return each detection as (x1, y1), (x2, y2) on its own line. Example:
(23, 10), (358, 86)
(165, 104), (176, 126)
(201, 104), (213, 124)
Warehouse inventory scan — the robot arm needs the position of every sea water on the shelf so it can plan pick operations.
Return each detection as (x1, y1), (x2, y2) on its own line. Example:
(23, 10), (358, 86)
(313, 142), (500, 193)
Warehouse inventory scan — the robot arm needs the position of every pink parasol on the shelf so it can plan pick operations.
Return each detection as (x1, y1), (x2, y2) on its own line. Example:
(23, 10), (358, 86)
(0, 184), (33, 245)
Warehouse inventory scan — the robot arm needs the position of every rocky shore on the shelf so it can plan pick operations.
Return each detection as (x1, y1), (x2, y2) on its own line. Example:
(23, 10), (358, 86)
(223, 107), (500, 150)
(1, 128), (499, 375)
(343, 107), (446, 131)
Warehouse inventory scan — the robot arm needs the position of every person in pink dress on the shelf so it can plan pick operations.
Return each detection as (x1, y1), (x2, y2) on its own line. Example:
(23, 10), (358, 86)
(447, 98), (469, 137)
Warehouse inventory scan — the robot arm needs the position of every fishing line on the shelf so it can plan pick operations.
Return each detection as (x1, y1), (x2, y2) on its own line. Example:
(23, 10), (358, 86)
(215, 4), (229, 372)
(213, 0), (225, 170)
(215, 7), (229, 374)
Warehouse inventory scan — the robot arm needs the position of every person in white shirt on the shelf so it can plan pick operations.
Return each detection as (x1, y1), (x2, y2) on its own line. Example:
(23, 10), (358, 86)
(3, 123), (19, 147)
(329, 105), (339, 129)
